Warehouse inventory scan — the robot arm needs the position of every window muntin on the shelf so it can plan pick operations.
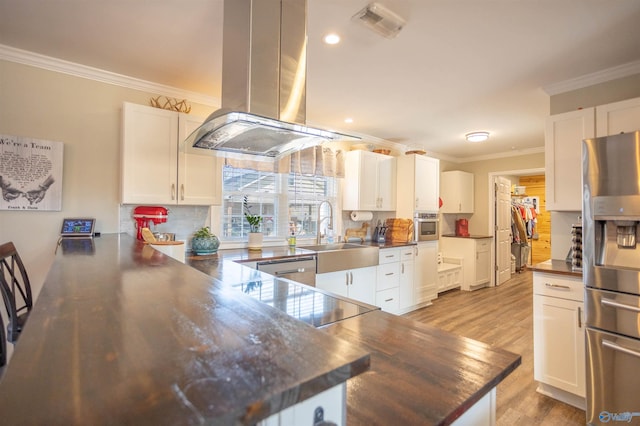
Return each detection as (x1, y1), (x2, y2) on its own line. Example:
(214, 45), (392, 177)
(221, 165), (337, 241)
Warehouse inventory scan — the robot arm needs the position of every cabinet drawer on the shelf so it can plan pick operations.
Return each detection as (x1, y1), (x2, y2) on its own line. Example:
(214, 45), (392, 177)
(376, 287), (400, 314)
(476, 239), (491, 252)
(377, 262), (400, 290)
(379, 248), (400, 264)
(400, 247), (415, 261)
(533, 272), (583, 301)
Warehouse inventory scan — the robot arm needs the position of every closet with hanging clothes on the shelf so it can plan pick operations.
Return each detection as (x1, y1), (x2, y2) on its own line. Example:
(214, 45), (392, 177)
(511, 194), (537, 272)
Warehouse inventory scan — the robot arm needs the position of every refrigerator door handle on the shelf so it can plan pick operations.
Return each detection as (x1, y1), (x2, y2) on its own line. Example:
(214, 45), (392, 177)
(601, 298), (640, 313)
(602, 339), (640, 359)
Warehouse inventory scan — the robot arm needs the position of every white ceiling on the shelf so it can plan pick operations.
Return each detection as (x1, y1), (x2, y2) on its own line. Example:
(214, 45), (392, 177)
(2, 0), (640, 161)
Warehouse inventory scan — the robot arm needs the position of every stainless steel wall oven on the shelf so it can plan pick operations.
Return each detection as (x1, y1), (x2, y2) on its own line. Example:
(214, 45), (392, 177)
(414, 212), (439, 242)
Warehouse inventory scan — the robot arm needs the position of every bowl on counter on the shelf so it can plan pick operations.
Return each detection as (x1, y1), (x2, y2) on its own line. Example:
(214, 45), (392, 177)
(153, 232), (176, 242)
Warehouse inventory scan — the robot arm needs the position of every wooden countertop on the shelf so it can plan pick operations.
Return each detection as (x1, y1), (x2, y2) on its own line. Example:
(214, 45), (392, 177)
(531, 259), (583, 278)
(0, 234), (370, 425)
(323, 311), (521, 425)
(192, 246), (522, 425)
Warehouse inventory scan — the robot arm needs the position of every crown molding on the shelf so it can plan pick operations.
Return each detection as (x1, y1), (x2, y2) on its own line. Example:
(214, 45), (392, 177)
(0, 44), (220, 107)
(543, 60), (640, 96)
(451, 146), (545, 163)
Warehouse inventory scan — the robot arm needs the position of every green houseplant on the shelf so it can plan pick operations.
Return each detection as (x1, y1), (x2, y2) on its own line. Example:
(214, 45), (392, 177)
(191, 226), (220, 255)
(244, 195), (263, 250)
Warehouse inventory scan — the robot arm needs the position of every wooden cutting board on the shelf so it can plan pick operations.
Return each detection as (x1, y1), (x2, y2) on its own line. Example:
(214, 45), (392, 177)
(385, 218), (414, 243)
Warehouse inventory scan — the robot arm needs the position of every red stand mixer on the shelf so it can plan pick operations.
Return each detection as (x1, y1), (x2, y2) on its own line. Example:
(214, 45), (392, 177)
(133, 206), (169, 240)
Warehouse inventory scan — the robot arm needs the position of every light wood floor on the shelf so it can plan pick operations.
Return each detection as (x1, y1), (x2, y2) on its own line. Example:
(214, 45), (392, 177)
(404, 271), (586, 425)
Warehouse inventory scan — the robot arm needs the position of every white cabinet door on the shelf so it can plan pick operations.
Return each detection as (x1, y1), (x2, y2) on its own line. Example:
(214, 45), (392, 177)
(440, 171), (474, 213)
(122, 102), (221, 206)
(343, 151), (396, 211)
(534, 294), (585, 398)
(316, 270), (349, 299)
(121, 102), (178, 204)
(316, 266), (376, 306)
(377, 155), (396, 210)
(545, 108), (595, 211)
(177, 113), (222, 205)
(349, 266), (377, 306)
(415, 241), (437, 304)
(398, 248), (415, 311)
(396, 154), (440, 217)
(475, 239), (491, 286)
(415, 155), (440, 212)
(596, 97), (640, 137)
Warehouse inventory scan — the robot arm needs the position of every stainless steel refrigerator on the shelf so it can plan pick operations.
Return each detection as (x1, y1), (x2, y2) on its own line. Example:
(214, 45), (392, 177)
(583, 130), (640, 425)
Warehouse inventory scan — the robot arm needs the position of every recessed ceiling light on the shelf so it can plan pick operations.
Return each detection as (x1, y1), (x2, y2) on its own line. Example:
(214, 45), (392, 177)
(465, 132), (490, 143)
(344, 117), (353, 123)
(323, 33), (341, 45)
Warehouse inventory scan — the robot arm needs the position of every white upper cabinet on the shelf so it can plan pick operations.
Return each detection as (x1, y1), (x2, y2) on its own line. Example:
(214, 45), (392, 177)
(440, 170), (474, 214)
(396, 154), (440, 217)
(343, 150), (396, 211)
(546, 96), (640, 212)
(545, 108), (595, 212)
(121, 102), (221, 205)
(595, 97), (640, 137)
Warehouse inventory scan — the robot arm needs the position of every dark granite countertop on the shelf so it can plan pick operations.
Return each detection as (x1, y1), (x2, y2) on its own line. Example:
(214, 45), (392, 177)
(442, 234), (493, 239)
(0, 234), (370, 425)
(531, 259), (583, 278)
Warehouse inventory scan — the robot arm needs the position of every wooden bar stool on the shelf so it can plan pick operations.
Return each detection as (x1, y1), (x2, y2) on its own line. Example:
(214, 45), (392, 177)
(0, 242), (33, 343)
(0, 313), (6, 370)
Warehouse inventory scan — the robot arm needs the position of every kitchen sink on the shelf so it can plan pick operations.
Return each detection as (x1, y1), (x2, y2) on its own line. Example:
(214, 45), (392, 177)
(300, 243), (379, 273)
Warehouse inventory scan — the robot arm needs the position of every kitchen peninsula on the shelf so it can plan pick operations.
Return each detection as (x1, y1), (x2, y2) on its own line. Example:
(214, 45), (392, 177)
(0, 235), (521, 425)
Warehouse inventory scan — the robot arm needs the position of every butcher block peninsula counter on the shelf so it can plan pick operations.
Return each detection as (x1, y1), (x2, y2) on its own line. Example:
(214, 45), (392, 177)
(0, 234), (520, 425)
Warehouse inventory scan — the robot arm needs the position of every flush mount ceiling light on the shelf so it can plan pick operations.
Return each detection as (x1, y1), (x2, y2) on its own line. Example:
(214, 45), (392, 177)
(323, 33), (341, 45)
(465, 132), (490, 143)
(352, 2), (406, 39)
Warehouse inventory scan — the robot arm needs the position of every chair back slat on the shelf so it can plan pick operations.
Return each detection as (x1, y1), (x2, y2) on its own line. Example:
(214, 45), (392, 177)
(0, 242), (33, 343)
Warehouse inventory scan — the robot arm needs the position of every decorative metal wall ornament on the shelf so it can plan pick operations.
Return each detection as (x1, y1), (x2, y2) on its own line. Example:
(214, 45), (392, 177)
(149, 96), (191, 113)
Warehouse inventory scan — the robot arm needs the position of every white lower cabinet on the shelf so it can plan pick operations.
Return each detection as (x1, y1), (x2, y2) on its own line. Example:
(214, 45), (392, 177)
(415, 241), (438, 305)
(260, 383), (346, 426)
(316, 266), (376, 306)
(533, 271), (586, 410)
(398, 248), (415, 313)
(440, 237), (491, 290)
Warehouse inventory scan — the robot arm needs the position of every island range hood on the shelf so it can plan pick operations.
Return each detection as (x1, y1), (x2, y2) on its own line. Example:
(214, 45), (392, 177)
(186, 0), (359, 158)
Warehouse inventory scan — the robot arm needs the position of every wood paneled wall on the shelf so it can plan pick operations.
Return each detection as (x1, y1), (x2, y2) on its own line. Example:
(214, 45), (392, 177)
(518, 175), (550, 264)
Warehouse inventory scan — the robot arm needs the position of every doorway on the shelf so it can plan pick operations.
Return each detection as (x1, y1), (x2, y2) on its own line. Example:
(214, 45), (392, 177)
(488, 168), (546, 286)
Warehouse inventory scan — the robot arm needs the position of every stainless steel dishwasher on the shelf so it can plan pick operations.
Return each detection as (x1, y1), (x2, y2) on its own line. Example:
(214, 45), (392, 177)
(256, 256), (317, 286)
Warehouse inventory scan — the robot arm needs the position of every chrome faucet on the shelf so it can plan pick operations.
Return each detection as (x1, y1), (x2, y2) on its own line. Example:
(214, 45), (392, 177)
(316, 200), (334, 244)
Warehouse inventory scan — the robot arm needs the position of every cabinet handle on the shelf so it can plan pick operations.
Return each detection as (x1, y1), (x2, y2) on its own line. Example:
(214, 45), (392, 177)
(415, 198), (419, 208)
(385, 255), (394, 258)
(180, 184), (184, 200)
(602, 339), (640, 359)
(171, 183), (176, 200)
(402, 263), (405, 274)
(545, 283), (571, 290)
(385, 298), (394, 302)
(601, 298), (640, 313)
(578, 306), (582, 328)
(385, 272), (394, 276)
(350, 272), (353, 285)
(345, 272), (349, 286)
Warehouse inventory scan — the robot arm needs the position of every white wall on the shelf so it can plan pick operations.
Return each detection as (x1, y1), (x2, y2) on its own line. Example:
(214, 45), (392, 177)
(0, 60), (215, 300)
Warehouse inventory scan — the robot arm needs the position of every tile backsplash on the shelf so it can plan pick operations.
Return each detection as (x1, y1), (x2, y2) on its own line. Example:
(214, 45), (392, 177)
(119, 205), (211, 242)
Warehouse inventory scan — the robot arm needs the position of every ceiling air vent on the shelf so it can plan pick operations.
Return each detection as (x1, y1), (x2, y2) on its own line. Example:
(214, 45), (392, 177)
(352, 2), (406, 39)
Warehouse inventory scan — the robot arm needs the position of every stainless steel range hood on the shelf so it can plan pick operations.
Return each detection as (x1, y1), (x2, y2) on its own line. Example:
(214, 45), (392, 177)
(186, 0), (359, 158)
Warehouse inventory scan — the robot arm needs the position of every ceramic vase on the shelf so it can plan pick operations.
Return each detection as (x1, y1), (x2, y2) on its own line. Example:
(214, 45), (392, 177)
(191, 235), (220, 255)
(248, 232), (263, 251)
